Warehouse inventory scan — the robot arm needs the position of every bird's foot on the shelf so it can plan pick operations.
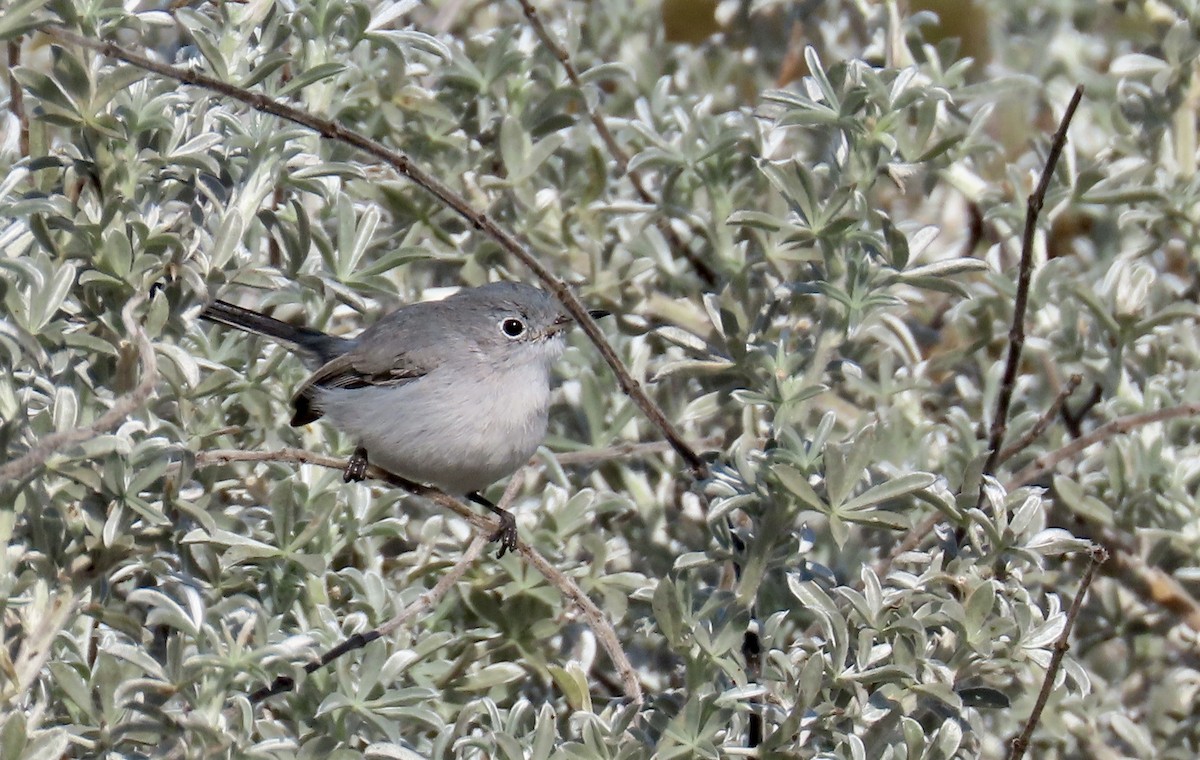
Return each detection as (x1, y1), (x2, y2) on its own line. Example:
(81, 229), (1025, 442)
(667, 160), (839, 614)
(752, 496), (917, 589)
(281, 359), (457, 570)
(488, 510), (519, 558)
(468, 492), (519, 557)
(344, 446), (369, 482)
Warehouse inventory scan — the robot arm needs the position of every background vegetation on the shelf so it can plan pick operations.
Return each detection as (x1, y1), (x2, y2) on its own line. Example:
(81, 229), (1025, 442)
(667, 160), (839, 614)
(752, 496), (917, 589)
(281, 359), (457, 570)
(2, 0), (1199, 757)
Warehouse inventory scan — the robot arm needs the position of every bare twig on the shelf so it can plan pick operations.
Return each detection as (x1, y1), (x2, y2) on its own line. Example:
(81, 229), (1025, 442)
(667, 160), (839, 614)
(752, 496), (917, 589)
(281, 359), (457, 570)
(42, 24), (709, 482)
(515, 0), (718, 285)
(996, 374), (1082, 465)
(7, 39), (29, 157)
(881, 400), (1200, 575)
(1009, 544), (1107, 760)
(0, 295), (158, 484)
(193, 447), (644, 701)
(879, 88), (1084, 571)
(249, 533), (489, 702)
(1107, 547), (1200, 633)
(1007, 402), (1200, 489)
(983, 85), (1084, 477)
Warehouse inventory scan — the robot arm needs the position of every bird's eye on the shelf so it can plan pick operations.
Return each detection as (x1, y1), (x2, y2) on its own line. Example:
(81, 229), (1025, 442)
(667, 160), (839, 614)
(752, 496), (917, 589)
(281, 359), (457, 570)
(501, 317), (526, 338)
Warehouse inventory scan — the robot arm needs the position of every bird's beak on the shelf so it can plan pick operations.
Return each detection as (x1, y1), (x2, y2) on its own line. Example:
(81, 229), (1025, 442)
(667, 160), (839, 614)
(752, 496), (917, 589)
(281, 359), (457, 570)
(553, 309), (611, 329)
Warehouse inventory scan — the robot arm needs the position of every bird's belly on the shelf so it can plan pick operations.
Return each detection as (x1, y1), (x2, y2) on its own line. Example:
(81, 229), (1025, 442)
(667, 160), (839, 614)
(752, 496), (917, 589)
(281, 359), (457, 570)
(314, 366), (551, 494)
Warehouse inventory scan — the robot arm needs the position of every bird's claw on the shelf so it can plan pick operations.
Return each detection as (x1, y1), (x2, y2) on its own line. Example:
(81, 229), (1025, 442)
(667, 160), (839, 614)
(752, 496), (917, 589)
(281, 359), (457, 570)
(344, 447), (369, 482)
(489, 511), (519, 557)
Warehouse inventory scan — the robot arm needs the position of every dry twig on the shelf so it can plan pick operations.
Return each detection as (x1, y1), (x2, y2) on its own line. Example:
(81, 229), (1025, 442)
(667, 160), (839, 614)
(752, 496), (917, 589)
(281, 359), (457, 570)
(880, 87), (1083, 568)
(7, 39), (29, 157)
(995, 374), (1082, 466)
(983, 85), (1084, 477)
(1008, 545), (1107, 760)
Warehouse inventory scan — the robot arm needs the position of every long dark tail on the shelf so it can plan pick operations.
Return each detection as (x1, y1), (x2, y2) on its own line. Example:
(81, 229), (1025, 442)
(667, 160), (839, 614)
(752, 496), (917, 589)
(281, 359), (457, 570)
(200, 299), (350, 365)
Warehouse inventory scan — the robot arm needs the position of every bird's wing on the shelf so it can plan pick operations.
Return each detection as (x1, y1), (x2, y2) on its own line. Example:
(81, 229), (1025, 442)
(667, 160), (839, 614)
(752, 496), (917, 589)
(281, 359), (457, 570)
(289, 347), (434, 426)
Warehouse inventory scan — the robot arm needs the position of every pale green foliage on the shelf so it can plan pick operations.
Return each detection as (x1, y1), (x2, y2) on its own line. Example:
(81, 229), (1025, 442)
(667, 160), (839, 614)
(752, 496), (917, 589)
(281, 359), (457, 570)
(2, 0), (1199, 758)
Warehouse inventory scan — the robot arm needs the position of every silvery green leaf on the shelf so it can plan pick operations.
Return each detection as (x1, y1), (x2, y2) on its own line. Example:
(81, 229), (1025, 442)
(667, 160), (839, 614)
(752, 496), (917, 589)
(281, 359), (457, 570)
(1025, 529), (1091, 555)
(714, 684), (766, 708)
(841, 472), (936, 513)
(51, 387), (78, 433)
(0, 0), (51, 39)
(774, 465), (826, 512)
(364, 742), (428, 760)
(18, 729), (69, 760)
(1109, 53), (1170, 76)
(209, 211), (245, 271)
(28, 263), (74, 333)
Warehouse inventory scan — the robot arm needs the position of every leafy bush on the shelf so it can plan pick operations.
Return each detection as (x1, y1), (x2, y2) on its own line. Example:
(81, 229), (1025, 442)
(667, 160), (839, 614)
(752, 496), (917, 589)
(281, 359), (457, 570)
(2, 1), (1199, 758)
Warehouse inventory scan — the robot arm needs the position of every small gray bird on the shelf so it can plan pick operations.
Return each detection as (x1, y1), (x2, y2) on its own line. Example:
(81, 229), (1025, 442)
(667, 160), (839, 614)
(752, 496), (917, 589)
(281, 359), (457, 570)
(200, 282), (607, 555)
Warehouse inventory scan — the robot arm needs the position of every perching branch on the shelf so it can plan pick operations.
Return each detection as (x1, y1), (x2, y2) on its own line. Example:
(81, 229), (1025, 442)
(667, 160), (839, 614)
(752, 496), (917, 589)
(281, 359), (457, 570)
(193, 447), (644, 701)
(0, 295), (158, 485)
(514, 0), (719, 285)
(982, 85), (1083, 477)
(42, 24), (709, 482)
(1008, 544), (1107, 760)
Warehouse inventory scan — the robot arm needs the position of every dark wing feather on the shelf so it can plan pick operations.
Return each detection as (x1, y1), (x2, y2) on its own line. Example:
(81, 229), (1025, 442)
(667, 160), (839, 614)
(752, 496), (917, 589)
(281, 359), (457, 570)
(287, 298), (466, 426)
(289, 351), (430, 426)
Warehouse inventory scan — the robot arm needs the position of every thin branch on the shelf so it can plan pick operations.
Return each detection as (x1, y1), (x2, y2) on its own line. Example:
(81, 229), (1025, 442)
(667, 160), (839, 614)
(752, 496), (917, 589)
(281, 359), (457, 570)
(880, 400), (1200, 575)
(249, 533), (489, 703)
(879, 89), (1084, 573)
(983, 85), (1083, 477)
(1008, 544), (1107, 760)
(7, 39), (29, 157)
(1007, 402), (1200, 489)
(876, 374), (1080, 577)
(514, 0), (718, 285)
(875, 511), (939, 577)
(996, 374), (1082, 465)
(42, 24), (708, 481)
(193, 447), (644, 701)
(1107, 547), (1200, 633)
(0, 295), (158, 484)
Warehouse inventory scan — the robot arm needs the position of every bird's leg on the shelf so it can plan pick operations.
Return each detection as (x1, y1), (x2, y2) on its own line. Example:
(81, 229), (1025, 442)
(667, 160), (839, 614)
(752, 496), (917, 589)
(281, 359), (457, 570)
(344, 446), (369, 482)
(468, 492), (518, 557)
